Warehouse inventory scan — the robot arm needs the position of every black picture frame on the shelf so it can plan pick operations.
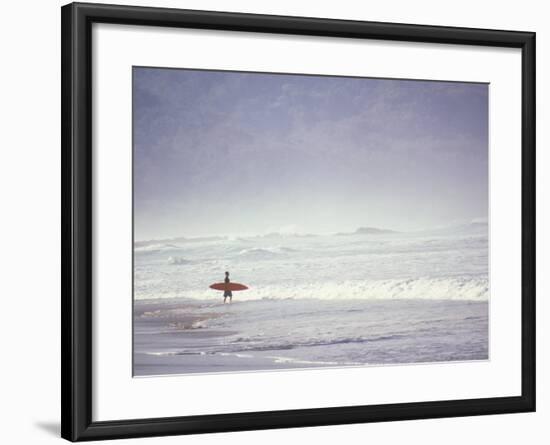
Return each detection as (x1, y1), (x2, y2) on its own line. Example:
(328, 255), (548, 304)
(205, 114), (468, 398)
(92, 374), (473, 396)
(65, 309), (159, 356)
(61, 2), (536, 441)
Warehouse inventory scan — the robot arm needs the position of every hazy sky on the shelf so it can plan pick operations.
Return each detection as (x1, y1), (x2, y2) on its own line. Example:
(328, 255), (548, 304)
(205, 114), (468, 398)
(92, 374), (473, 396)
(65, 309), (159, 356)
(133, 67), (488, 241)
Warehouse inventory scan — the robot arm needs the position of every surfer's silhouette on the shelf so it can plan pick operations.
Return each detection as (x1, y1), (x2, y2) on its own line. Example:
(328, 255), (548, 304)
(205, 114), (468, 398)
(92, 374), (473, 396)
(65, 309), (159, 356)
(223, 271), (232, 304)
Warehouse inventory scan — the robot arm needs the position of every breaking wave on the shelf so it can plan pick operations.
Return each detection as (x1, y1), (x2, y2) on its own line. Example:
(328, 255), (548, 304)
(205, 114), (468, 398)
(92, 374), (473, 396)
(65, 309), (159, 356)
(167, 256), (190, 265)
(137, 276), (488, 302)
(236, 246), (297, 258)
(237, 276), (489, 301)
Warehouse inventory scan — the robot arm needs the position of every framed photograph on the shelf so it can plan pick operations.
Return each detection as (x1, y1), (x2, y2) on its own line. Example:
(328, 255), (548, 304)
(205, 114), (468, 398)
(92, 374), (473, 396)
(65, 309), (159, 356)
(61, 2), (536, 441)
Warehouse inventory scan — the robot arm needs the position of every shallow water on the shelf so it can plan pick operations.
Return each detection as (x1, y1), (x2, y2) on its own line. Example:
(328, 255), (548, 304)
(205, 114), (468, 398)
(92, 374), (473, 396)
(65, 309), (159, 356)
(134, 298), (488, 375)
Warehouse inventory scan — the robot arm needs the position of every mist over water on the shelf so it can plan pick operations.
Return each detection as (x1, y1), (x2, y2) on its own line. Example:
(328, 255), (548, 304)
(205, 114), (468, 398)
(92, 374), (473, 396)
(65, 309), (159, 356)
(133, 68), (488, 240)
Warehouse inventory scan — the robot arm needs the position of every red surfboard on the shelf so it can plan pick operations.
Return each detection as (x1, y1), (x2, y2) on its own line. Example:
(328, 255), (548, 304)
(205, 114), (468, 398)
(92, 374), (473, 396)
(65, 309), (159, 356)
(209, 282), (249, 291)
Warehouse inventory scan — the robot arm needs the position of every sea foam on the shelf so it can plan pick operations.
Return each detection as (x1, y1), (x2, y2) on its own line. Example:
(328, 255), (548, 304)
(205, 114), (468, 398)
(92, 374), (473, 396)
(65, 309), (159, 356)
(134, 229), (489, 302)
(179, 276), (488, 302)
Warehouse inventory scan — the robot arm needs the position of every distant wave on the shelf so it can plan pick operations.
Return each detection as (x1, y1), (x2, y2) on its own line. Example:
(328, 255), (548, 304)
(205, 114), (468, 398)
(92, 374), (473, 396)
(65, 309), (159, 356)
(237, 246), (297, 258)
(134, 243), (181, 253)
(167, 256), (190, 265)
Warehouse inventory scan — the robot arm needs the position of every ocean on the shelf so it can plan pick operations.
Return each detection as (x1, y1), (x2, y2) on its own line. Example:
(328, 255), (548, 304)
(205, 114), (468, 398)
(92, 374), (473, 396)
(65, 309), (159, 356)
(133, 223), (488, 376)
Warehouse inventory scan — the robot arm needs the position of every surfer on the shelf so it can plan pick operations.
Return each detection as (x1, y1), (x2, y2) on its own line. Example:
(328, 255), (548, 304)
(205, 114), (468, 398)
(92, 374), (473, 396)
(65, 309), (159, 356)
(209, 276), (247, 301)
(223, 271), (232, 304)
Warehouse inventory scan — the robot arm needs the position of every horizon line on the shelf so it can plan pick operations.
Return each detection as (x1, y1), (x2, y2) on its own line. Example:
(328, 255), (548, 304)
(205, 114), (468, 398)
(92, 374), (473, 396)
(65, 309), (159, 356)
(134, 220), (488, 244)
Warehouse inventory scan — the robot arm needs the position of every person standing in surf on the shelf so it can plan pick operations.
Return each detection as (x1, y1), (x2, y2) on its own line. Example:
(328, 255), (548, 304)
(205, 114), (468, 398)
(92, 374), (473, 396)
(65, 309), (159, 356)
(223, 271), (232, 304)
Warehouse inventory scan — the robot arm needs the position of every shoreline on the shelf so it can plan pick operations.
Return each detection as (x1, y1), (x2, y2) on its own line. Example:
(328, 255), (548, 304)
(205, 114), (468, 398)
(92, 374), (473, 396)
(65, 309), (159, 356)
(134, 298), (489, 376)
